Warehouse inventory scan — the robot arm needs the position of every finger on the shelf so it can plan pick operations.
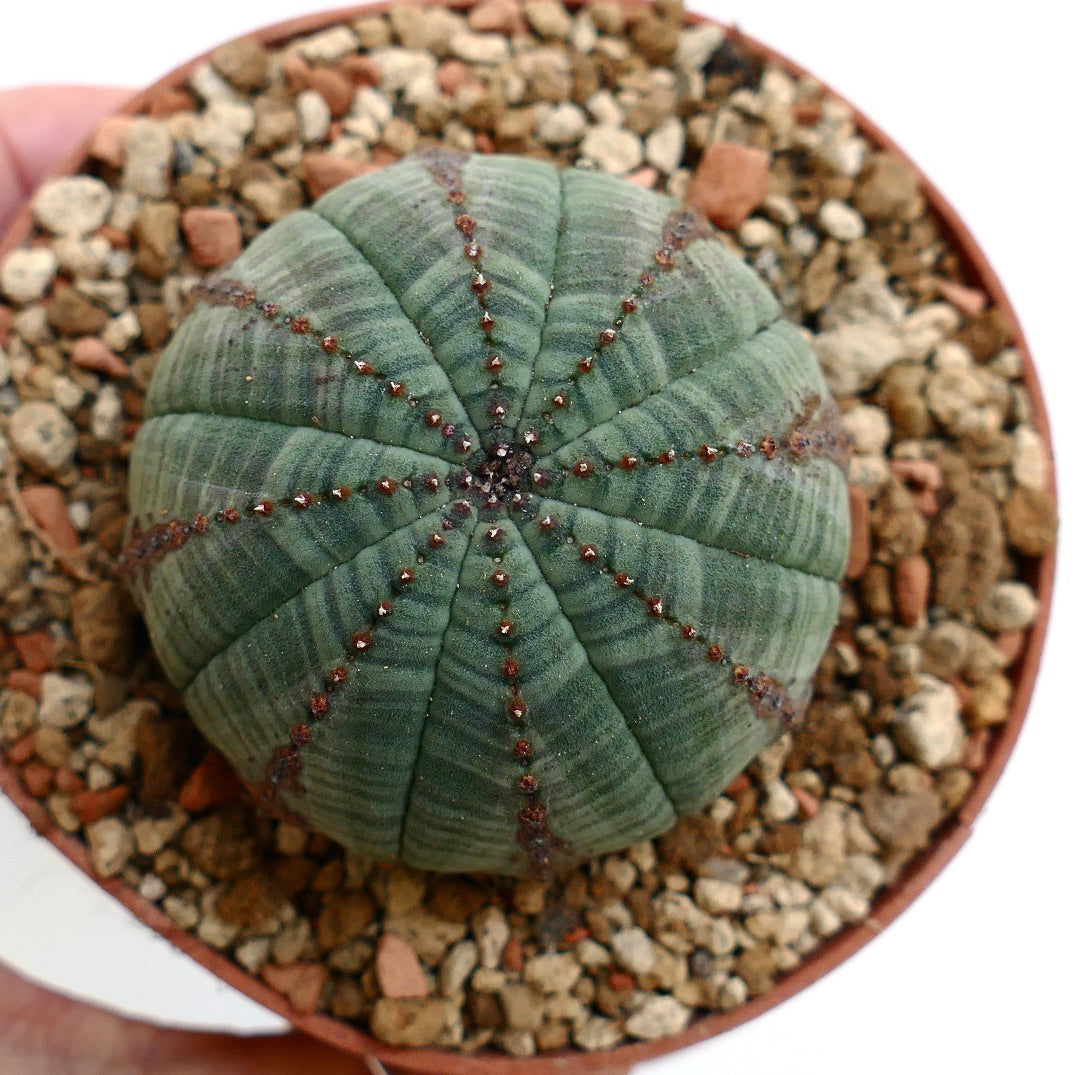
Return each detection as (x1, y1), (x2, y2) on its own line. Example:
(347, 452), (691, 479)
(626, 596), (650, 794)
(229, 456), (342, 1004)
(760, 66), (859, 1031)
(0, 958), (377, 1074)
(0, 84), (130, 235)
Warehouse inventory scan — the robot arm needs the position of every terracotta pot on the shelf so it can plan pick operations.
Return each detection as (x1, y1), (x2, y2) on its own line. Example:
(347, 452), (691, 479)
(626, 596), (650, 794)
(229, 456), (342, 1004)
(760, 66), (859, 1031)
(0, 3), (1057, 1072)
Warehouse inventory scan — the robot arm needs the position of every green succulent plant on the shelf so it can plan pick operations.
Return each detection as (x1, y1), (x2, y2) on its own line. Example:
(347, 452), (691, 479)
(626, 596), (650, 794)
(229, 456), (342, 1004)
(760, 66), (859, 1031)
(123, 152), (849, 876)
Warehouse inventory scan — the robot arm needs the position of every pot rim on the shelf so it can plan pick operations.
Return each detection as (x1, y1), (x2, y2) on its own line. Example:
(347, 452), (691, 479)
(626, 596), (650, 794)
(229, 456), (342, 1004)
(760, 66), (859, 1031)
(0, 2), (1057, 1072)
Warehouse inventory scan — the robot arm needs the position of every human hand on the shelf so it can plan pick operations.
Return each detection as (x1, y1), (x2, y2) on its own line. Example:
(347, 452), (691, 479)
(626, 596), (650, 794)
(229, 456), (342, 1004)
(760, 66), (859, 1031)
(0, 83), (383, 1074)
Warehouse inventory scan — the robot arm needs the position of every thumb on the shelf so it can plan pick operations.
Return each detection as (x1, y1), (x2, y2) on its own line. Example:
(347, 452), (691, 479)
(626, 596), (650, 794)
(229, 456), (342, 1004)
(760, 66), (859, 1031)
(0, 84), (130, 235)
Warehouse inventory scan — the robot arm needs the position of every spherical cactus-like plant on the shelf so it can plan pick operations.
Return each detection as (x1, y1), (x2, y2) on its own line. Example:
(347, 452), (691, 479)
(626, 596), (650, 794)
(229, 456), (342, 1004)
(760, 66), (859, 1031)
(122, 151), (849, 876)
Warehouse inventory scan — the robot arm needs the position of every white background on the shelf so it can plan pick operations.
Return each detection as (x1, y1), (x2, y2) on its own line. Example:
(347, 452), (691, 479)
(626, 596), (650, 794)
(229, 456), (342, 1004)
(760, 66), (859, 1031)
(0, 2), (1071, 1073)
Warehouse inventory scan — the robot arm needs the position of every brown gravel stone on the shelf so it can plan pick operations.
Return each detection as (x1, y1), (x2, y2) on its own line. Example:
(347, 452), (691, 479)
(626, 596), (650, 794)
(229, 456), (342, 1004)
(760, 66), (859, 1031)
(46, 285), (108, 336)
(211, 38), (271, 91)
(18, 485), (80, 553)
(308, 67), (355, 117)
(133, 710), (183, 787)
(71, 336), (129, 379)
(12, 632), (53, 674)
(377, 933), (431, 999)
(180, 207), (243, 268)
(936, 279), (988, 317)
(303, 154), (380, 200)
(70, 785), (129, 824)
(470, 0), (526, 34)
(860, 787), (943, 853)
(338, 54), (382, 87)
(132, 202), (180, 280)
(134, 302), (171, 349)
(216, 871), (290, 933)
(71, 581), (136, 673)
(89, 115), (135, 168)
(21, 759), (53, 798)
(1003, 485), (1058, 556)
(181, 804), (263, 881)
(261, 962), (329, 1015)
(954, 307), (1013, 362)
(316, 888), (377, 949)
(846, 486), (871, 580)
(853, 153), (921, 222)
(370, 997), (455, 1047)
(928, 489), (1005, 613)
(687, 141), (770, 229)
(893, 555), (930, 627)
(177, 750), (244, 812)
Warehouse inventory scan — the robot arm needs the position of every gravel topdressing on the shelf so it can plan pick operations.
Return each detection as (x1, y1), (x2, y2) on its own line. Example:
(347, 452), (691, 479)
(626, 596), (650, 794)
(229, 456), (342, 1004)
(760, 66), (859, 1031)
(0, 0), (1057, 1061)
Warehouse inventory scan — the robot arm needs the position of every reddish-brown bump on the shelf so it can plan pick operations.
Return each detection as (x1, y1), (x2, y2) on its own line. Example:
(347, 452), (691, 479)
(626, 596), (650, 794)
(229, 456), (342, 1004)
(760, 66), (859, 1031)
(290, 724), (313, 746)
(310, 693), (329, 717)
(614, 572), (634, 588)
(579, 544), (598, 561)
(518, 773), (538, 795)
(698, 443), (718, 463)
(330, 486), (352, 501)
(398, 568), (416, 585)
(425, 410), (443, 427)
(387, 380), (406, 397)
(252, 500), (274, 516)
(622, 296), (638, 313)
(759, 433), (778, 459)
(290, 316), (310, 334)
(514, 740), (533, 762)
(470, 272), (491, 296)
(329, 666), (348, 685)
(352, 632), (372, 651)
(486, 526), (504, 541)
(539, 514), (556, 531)
(551, 391), (568, 408)
(486, 354), (504, 372)
(428, 532), (446, 549)
(376, 601), (393, 617)
(479, 312), (495, 333)
(647, 596), (665, 617)
(498, 620), (515, 637)
(708, 643), (725, 662)
(353, 359), (373, 375)
(320, 335), (339, 354)
(292, 492), (315, 509)
(508, 698), (527, 720)
(654, 248), (675, 269)
(577, 355), (594, 373)
(464, 241), (482, 260)
(220, 507), (241, 523)
(598, 328), (617, 346)
(492, 569), (509, 587)
(657, 449), (676, 465)
(620, 455), (639, 470)
(376, 478), (397, 495)
(682, 624), (697, 640)
(572, 459), (595, 478)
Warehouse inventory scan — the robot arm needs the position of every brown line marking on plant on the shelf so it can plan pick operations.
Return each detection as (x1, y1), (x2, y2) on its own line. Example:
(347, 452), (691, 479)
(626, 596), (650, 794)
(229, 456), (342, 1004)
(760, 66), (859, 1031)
(192, 276), (475, 456)
(421, 148), (513, 437)
(528, 511), (805, 730)
(555, 397), (850, 482)
(119, 471), (450, 591)
(480, 523), (567, 878)
(541, 206), (714, 421)
(782, 393), (852, 470)
(256, 521), (454, 816)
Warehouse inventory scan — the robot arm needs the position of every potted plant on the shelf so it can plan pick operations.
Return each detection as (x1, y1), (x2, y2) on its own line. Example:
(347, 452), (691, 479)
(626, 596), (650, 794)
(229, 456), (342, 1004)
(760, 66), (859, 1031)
(0, 2), (1061, 1071)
